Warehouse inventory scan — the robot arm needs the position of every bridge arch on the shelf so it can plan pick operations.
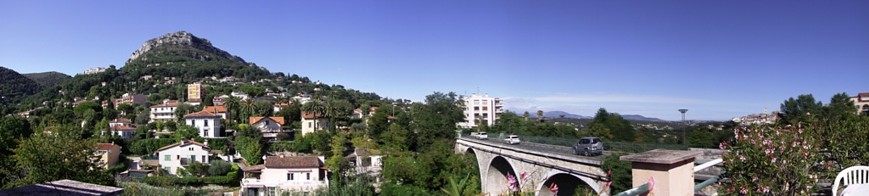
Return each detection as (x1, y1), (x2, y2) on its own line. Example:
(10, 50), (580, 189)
(536, 170), (602, 195)
(486, 156), (521, 194)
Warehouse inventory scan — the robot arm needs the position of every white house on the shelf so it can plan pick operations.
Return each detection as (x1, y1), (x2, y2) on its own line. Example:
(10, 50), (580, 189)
(155, 140), (213, 176)
(231, 91), (249, 100)
(106, 125), (136, 140)
(149, 99), (179, 122)
(241, 156), (328, 196)
(109, 118), (133, 128)
(346, 148), (383, 186)
(301, 112), (328, 136)
(249, 116), (286, 139)
(184, 111), (222, 138)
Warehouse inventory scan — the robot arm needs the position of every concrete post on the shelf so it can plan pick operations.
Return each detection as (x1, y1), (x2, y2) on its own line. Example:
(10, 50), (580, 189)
(620, 149), (702, 196)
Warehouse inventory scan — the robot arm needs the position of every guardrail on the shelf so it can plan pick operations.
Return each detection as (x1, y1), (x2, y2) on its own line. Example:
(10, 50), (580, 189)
(693, 158), (723, 193)
(512, 135), (689, 153)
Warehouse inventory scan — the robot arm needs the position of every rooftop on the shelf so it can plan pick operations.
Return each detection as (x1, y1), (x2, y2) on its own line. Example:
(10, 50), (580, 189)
(264, 156), (321, 169)
(0, 179), (124, 196)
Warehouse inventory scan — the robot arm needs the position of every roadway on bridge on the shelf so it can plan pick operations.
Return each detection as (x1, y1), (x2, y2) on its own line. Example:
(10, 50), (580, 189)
(460, 136), (612, 162)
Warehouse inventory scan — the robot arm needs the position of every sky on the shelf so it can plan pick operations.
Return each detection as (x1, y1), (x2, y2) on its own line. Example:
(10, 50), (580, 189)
(1, 1), (868, 121)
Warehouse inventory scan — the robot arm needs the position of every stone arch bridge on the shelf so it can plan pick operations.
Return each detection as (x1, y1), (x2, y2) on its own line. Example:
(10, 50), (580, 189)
(456, 137), (610, 195)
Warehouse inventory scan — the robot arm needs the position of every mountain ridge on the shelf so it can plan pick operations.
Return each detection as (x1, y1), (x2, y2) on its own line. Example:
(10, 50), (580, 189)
(23, 71), (70, 88)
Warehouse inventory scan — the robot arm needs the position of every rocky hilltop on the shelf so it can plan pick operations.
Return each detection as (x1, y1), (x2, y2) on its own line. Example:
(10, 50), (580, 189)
(127, 31), (246, 64)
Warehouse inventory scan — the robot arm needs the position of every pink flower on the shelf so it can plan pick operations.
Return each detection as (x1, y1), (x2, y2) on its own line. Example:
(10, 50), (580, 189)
(506, 173), (518, 192)
(739, 155), (746, 161)
(740, 187), (748, 194)
(771, 156), (777, 163)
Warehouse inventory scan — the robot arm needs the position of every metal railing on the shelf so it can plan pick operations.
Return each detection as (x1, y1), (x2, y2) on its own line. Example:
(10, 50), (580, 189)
(613, 183), (650, 196)
(693, 158), (723, 193)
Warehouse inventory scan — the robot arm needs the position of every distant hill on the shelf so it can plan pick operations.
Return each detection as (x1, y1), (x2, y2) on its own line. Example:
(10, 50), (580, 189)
(23, 71), (70, 87)
(0, 66), (42, 102)
(620, 114), (665, 122)
(543, 111), (589, 119)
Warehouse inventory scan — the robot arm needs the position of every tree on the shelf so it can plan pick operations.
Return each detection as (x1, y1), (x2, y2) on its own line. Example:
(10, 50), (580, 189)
(208, 160), (232, 176)
(780, 94), (823, 124)
(174, 125), (201, 141)
(302, 100), (325, 131)
(239, 99), (259, 124)
(0, 117), (33, 155)
(225, 97), (240, 125)
(11, 128), (114, 187)
(410, 92), (464, 149)
(326, 131), (350, 180)
(522, 111), (530, 121)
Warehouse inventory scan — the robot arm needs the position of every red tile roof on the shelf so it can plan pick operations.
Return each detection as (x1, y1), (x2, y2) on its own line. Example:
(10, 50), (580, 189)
(184, 111), (221, 118)
(110, 125), (136, 132)
(264, 156), (321, 169)
(150, 100), (179, 108)
(301, 112), (325, 119)
(860, 92), (869, 97)
(155, 140), (209, 152)
(96, 143), (118, 151)
(249, 116), (285, 126)
(202, 106), (228, 113)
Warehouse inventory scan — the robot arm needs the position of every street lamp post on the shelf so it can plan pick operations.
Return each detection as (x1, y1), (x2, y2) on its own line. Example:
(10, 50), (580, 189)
(678, 109), (688, 145)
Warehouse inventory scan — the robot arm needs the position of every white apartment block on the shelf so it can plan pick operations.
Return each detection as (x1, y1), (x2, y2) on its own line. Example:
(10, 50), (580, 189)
(241, 156), (328, 196)
(184, 111), (222, 138)
(458, 94), (504, 128)
(155, 140), (212, 176)
(150, 100), (179, 122)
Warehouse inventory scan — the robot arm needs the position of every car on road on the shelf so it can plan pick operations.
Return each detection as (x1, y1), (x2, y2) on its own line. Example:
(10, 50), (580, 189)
(470, 132), (488, 140)
(504, 135), (520, 145)
(573, 137), (603, 156)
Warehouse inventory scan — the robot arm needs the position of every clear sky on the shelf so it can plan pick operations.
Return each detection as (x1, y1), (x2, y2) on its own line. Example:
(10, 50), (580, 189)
(1, 1), (867, 121)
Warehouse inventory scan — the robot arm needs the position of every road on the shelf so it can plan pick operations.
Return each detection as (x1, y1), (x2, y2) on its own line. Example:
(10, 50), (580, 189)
(460, 136), (612, 161)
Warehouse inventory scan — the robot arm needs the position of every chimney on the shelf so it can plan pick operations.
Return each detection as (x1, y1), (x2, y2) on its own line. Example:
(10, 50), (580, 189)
(204, 139), (209, 146)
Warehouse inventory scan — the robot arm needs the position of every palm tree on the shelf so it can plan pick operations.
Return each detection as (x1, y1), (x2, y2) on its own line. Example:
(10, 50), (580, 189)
(523, 111), (530, 121)
(441, 174), (471, 196)
(225, 97), (240, 125)
(239, 99), (259, 124)
(302, 99), (325, 131)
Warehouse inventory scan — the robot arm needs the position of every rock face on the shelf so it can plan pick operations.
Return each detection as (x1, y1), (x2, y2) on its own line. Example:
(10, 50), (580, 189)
(127, 31), (245, 63)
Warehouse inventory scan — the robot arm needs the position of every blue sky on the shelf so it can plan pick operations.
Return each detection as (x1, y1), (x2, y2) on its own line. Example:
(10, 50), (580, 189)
(1, 1), (867, 120)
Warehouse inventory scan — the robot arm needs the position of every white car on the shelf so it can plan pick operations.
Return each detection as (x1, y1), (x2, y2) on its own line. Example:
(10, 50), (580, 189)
(475, 132), (488, 140)
(504, 135), (520, 145)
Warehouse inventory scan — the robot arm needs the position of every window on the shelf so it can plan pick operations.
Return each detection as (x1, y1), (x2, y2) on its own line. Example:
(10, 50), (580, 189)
(482, 106), (488, 111)
(164, 155), (171, 161)
(288, 173), (294, 180)
(177, 155), (180, 160)
(474, 107), (479, 111)
(307, 172), (311, 180)
(204, 130), (209, 137)
(204, 120), (209, 127)
(308, 122), (312, 128)
(191, 120), (196, 126)
(189, 147), (193, 151)
(265, 120), (269, 126)
(190, 155), (196, 162)
(202, 155), (206, 163)
(267, 187), (276, 196)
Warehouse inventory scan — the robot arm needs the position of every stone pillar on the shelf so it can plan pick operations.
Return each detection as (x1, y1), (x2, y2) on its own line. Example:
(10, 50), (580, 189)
(620, 149), (702, 196)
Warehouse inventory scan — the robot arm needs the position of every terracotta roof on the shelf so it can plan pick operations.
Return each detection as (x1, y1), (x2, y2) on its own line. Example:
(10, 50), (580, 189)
(150, 100), (179, 108)
(111, 118), (132, 124)
(249, 116), (285, 126)
(241, 164), (265, 172)
(202, 106), (228, 113)
(96, 143), (118, 151)
(155, 140), (209, 152)
(264, 156), (321, 168)
(860, 92), (869, 97)
(184, 111), (221, 118)
(301, 112), (325, 119)
(110, 125), (136, 132)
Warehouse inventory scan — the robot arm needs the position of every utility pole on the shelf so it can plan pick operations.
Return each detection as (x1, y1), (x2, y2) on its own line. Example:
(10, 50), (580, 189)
(678, 109), (688, 145)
